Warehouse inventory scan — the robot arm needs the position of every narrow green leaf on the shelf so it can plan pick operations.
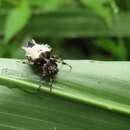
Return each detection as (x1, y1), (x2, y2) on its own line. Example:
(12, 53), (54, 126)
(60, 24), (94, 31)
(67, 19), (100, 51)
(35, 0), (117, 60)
(4, 1), (31, 43)
(28, 0), (60, 10)
(0, 58), (130, 130)
(0, 58), (130, 115)
(95, 39), (127, 60)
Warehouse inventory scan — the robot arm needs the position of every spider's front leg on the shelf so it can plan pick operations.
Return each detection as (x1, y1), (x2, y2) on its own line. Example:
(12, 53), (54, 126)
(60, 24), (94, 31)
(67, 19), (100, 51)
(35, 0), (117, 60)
(56, 57), (72, 71)
(60, 60), (72, 71)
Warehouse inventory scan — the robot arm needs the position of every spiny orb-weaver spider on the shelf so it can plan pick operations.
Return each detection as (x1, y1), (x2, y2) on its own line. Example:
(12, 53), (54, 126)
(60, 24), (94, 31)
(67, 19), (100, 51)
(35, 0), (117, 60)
(22, 39), (72, 92)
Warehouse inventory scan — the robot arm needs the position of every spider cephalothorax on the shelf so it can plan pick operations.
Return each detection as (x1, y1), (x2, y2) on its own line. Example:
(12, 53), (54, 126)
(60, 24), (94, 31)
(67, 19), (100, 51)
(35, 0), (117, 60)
(22, 39), (71, 91)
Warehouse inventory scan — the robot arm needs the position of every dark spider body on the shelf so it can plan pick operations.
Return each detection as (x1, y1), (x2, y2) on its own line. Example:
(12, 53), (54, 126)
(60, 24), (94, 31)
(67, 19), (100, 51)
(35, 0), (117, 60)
(23, 39), (71, 91)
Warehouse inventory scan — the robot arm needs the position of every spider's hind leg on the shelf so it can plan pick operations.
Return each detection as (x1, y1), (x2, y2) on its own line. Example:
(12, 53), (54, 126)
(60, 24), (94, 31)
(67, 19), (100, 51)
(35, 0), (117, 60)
(48, 77), (54, 93)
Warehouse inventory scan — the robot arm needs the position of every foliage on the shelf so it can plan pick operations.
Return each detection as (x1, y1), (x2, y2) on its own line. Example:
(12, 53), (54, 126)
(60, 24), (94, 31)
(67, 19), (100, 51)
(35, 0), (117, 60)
(0, 1), (130, 129)
(4, 0), (31, 43)
(0, 0), (130, 60)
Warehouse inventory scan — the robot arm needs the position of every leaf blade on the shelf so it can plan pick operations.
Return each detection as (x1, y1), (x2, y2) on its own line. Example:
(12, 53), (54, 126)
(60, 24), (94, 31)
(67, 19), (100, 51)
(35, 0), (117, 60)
(4, 1), (31, 43)
(0, 59), (130, 130)
(0, 59), (130, 115)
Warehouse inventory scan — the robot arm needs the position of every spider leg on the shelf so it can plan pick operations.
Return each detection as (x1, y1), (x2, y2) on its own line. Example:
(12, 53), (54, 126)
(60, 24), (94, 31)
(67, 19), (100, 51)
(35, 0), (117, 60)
(61, 61), (72, 71)
(57, 59), (72, 71)
(49, 81), (53, 93)
(52, 55), (72, 71)
(37, 80), (42, 92)
(49, 77), (55, 93)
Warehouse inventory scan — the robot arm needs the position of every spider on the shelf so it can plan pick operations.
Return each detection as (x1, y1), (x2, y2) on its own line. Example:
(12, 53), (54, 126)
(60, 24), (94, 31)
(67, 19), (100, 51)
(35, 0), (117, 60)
(22, 39), (71, 92)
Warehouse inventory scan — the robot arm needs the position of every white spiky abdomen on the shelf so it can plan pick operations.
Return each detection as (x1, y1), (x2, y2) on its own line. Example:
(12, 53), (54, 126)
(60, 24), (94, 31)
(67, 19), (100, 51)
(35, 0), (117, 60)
(22, 39), (51, 60)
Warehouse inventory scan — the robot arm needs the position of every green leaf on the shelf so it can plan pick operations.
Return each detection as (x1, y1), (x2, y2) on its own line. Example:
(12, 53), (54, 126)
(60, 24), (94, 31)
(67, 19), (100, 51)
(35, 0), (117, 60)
(28, 0), (60, 10)
(81, 0), (114, 26)
(0, 59), (130, 130)
(21, 10), (130, 38)
(1, 9), (130, 37)
(95, 39), (127, 60)
(28, 0), (77, 10)
(4, 1), (31, 43)
(0, 59), (130, 113)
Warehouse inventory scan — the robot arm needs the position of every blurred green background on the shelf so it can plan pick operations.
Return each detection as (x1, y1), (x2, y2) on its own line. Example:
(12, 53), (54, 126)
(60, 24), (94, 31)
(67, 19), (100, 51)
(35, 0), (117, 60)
(0, 0), (130, 61)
